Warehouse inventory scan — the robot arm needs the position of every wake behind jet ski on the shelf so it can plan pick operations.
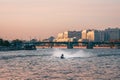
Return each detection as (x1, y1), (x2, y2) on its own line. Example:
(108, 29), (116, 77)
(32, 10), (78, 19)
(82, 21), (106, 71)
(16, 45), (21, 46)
(60, 54), (64, 59)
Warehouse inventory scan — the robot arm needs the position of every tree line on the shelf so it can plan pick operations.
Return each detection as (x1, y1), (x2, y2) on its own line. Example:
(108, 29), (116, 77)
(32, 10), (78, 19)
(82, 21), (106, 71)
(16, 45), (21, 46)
(0, 38), (23, 47)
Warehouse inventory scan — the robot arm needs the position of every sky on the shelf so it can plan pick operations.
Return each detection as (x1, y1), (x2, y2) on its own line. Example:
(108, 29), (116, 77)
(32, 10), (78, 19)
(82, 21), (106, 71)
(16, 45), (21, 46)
(0, 0), (120, 40)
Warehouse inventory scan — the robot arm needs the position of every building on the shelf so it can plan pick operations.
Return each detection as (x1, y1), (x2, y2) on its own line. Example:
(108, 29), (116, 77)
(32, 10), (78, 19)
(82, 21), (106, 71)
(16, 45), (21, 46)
(81, 30), (91, 40)
(48, 36), (55, 42)
(65, 31), (81, 40)
(55, 31), (81, 42)
(55, 32), (69, 42)
(55, 27), (120, 42)
(42, 36), (55, 42)
(99, 30), (105, 42)
(57, 33), (64, 39)
(87, 30), (100, 42)
(105, 28), (120, 41)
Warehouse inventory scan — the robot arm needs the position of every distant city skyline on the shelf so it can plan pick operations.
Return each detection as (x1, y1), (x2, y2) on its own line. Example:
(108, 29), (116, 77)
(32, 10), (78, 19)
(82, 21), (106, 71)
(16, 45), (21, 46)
(0, 0), (120, 40)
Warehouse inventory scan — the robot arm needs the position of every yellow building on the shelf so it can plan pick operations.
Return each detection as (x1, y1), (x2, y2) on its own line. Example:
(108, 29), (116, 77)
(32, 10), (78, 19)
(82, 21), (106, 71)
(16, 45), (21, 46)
(82, 30), (91, 40)
(55, 31), (81, 42)
(87, 30), (100, 42)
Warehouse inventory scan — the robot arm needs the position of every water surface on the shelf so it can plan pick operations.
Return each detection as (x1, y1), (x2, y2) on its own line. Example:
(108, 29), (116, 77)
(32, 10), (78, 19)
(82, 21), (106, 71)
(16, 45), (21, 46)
(0, 48), (120, 80)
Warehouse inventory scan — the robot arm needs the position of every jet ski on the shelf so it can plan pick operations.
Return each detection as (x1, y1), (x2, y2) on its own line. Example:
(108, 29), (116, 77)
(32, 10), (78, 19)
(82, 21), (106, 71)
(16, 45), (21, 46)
(60, 54), (64, 59)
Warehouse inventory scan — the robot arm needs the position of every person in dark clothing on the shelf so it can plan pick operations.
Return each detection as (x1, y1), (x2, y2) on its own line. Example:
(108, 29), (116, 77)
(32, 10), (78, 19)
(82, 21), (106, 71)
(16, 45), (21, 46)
(60, 54), (64, 59)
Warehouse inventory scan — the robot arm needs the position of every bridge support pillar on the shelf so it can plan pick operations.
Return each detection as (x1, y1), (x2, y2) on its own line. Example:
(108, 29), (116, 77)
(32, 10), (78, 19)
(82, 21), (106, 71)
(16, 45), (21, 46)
(67, 42), (73, 49)
(50, 43), (54, 48)
(86, 42), (93, 49)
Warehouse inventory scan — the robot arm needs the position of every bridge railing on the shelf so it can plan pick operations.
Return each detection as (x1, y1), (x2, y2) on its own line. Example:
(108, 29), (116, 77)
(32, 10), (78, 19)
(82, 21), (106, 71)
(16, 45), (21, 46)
(33, 41), (120, 49)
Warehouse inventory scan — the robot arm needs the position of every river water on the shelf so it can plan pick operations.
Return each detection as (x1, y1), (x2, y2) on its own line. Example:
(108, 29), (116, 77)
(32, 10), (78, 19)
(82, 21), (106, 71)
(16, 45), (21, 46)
(0, 48), (120, 80)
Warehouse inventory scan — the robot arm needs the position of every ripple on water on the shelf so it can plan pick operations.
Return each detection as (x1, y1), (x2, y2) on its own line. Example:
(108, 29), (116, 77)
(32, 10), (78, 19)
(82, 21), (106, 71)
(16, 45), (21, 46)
(0, 49), (119, 80)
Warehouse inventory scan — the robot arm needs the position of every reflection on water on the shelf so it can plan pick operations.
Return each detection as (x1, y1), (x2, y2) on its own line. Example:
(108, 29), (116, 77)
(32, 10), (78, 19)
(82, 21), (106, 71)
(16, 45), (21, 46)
(0, 48), (120, 80)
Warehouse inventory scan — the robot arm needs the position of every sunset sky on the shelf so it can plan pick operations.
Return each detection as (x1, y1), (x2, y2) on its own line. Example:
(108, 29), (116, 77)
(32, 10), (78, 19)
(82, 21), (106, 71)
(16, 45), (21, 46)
(0, 0), (120, 40)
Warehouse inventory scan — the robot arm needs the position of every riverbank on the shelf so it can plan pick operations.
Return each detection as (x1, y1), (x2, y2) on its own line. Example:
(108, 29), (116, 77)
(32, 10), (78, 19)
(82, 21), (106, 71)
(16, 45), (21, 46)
(0, 46), (24, 51)
(0, 45), (36, 51)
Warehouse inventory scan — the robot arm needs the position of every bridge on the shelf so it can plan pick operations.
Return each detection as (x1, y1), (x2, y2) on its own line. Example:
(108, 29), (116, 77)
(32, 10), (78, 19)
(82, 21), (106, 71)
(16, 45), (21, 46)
(33, 41), (120, 49)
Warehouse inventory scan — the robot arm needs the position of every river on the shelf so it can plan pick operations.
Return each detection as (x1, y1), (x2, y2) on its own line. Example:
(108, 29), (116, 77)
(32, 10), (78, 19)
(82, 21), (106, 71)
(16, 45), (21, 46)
(0, 48), (120, 80)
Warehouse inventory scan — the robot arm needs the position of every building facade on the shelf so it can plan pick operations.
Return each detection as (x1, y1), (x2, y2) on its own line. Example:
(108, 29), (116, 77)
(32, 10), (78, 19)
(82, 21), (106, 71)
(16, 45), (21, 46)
(87, 30), (100, 42)
(105, 28), (120, 41)
(55, 28), (120, 42)
(55, 31), (81, 42)
(99, 30), (105, 42)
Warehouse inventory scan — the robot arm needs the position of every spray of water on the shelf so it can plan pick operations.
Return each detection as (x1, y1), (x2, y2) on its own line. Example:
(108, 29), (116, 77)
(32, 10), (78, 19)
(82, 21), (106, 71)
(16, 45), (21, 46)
(52, 48), (93, 58)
